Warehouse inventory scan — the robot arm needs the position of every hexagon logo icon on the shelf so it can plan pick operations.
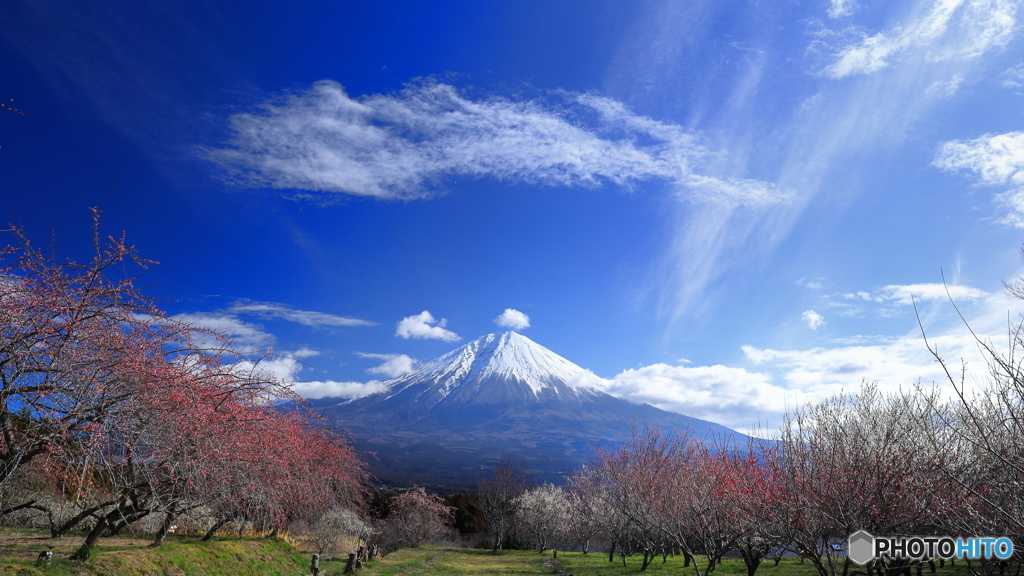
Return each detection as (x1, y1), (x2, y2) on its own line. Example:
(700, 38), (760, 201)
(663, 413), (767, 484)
(849, 530), (875, 565)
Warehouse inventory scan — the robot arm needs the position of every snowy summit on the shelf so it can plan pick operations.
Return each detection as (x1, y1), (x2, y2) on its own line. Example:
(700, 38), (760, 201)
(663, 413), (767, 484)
(381, 331), (607, 407)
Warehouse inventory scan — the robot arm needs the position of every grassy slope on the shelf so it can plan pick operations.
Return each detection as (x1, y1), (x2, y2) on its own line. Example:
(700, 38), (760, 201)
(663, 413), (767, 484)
(0, 529), (322, 576)
(0, 537), (984, 576)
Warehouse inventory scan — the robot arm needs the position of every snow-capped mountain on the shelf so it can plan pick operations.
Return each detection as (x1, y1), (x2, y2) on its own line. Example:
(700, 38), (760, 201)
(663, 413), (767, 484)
(369, 331), (607, 409)
(312, 332), (745, 489)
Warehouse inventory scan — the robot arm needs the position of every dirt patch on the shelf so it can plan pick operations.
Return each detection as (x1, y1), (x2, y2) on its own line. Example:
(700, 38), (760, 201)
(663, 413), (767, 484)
(542, 554), (575, 576)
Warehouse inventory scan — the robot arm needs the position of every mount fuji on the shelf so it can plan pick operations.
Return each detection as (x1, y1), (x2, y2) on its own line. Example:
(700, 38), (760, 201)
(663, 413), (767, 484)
(311, 332), (745, 490)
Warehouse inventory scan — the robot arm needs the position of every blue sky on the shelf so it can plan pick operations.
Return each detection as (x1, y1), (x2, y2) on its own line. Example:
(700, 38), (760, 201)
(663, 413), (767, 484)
(4, 0), (1024, 433)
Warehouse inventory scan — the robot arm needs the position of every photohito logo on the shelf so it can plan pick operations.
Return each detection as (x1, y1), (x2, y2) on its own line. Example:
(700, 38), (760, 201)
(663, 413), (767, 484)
(848, 531), (1015, 564)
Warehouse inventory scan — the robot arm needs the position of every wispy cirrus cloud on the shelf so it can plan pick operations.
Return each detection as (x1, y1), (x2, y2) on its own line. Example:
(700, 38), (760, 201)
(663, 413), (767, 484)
(170, 312), (274, 353)
(228, 299), (375, 327)
(874, 282), (989, 305)
(1004, 62), (1024, 88)
(599, 0), (1018, 331)
(824, 0), (1017, 79)
(683, 174), (795, 209)
(925, 73), (965, 98)
(828, 0), (859, 18)
(934, 131), (1024, 227)
(824, 283), (988, 319)
(205, 80), (791, 208)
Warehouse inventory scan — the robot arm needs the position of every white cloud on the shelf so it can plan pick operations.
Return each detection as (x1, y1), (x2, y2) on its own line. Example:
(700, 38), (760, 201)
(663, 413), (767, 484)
(825, 0), (1017, 79)
(206, 80), (790, 208)
(934, 131), (1024, 186)
(798, 277), (826, 290)
(828, 0), (859, 18)
(611, 279), (1023, 436)
(1003, 62), (1024, 88)
(739, 286), (1024, 416)
(357, 352), (418, 378)
(683, 174), (795, 209)
(567, 369), (610, 391)
(925, 73), (965, 98)
(934, 131), (1024, 227)
(206, 77), (794, 331)
(875, 282), (989, 305)
(605, 363), (790, 434)
(395, 310), (460, 341)
(228, 300), (375, 327)
(739, 329), (974, 404)
(802, 309), (826, 330)
(227, 346), (326, 382)
(170, 312), (274, 353)
(494, 308), (531, 331)
(230, 355), (302, 381)
(606, 315), (998, 436)
(289, 379), (387, 400)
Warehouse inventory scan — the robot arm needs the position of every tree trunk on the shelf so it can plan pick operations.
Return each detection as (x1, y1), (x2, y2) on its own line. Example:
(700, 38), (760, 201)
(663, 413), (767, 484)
(746, 556), (763, 576)
(71, 516), (110, 560)
(150, 510), (178, 548)
(202, 517), (230, 542)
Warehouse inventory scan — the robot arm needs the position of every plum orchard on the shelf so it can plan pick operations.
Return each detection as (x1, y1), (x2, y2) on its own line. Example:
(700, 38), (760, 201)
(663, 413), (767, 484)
(0, 211), (366, 558)
(533, 386), (1020, 576)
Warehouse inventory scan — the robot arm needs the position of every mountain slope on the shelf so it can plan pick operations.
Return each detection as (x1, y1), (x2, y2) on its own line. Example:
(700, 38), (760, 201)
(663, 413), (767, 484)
(313, 332), (745, 489)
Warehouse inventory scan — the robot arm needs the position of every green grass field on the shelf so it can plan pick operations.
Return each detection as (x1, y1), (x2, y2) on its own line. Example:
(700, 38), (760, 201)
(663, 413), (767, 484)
(0, 531), (986, 576)
(0, 528), (315, 576)
(360, 547), (980, 576)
